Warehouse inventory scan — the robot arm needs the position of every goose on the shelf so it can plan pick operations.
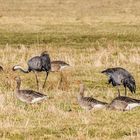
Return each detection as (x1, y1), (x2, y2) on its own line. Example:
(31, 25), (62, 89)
(51, 60), (70, 72)
(78, 84), (107, 110)
(51, 60), (70, 88)
(15, 76), (47, 104)
(108, 96), (140, 111)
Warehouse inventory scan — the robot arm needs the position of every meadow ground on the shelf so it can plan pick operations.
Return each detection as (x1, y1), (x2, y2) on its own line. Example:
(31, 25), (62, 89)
(0, 0), (140, 139)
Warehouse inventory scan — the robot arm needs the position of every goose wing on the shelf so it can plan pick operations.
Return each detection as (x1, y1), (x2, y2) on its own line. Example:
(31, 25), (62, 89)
(51, 61), (69, 66)
(83, 97), (107, 105)
(113, 96), (140, 103)
(18, 90), (47, 103)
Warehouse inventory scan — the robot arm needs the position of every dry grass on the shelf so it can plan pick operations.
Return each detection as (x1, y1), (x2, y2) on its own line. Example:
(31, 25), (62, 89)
(0, 0), (140, 139)
(0, 45), (140, 140)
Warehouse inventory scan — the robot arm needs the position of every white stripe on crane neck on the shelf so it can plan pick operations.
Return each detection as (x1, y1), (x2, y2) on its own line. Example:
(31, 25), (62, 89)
(14, 65), (23, 70)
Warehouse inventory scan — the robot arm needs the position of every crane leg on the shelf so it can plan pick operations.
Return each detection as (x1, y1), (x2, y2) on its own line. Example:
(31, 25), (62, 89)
(34, 71), (39, 90)
(42, 72), (49, 88)
(125, 87), (127, 96)
(117, 87), (120, 97)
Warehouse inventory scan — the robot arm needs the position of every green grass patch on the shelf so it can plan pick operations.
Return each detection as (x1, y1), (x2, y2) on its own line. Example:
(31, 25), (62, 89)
(0, 31), (140, 46)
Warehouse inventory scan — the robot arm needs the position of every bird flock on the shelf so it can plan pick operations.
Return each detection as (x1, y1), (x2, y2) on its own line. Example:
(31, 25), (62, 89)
(1, 51), (139, 112)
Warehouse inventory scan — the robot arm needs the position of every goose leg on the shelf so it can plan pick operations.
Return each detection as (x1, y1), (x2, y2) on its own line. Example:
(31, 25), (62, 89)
(42, 72), (49, 89)
(34, 71), (39, 90)
(60, 72), (63, 86)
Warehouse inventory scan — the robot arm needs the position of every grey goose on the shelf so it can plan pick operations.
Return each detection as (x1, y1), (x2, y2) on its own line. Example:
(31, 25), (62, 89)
(78, 84), (107, 110)
(15, 76), (47, 104)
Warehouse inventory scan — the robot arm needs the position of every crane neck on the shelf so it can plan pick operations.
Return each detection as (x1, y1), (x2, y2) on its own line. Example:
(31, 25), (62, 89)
(13, 65), (29, 73)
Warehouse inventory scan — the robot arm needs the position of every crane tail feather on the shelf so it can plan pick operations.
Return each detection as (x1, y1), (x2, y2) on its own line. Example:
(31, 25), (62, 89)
(125, 78), (136, 94)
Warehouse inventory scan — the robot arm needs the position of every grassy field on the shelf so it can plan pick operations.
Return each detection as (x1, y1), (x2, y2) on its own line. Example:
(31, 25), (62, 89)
(1, 0), (140, 139)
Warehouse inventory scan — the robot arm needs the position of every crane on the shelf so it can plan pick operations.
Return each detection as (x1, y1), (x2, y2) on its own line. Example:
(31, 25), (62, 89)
(101, 67), (136, 96)
(12, 51), (51, 90)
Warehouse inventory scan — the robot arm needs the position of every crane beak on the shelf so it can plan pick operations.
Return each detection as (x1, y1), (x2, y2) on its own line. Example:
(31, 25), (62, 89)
(12, 66), (16, 71)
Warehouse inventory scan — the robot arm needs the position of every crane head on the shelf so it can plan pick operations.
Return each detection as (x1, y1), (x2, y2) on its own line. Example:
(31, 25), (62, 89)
(41, 51), (48, 56)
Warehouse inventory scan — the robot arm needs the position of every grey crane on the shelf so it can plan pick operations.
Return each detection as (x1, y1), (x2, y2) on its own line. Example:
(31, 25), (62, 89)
(101, 67), (136, 97)
(12, 51), (51, 90)
(108, 96), (140, 111)
(15, 76), (47, 104)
